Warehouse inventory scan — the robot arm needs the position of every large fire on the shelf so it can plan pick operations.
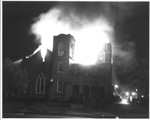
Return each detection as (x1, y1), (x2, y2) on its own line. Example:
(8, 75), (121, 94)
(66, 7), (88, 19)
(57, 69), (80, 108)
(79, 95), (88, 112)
(31, 6), (114, 64)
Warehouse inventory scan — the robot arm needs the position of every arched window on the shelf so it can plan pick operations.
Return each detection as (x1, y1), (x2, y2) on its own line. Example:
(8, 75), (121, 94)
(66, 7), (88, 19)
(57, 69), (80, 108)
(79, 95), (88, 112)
(57, 79), (62, 92)
(58, 42), (64, 56)
(72, 85), (79, 96)
(98, 50), (105, 63)
(83, 86), (90, 99)
(91, 86), (97, 99)
(57, 63), (63, 72)
(99, 87), (105, 98)
(35, 72), (46, 94)
(23, 83), (28, 94)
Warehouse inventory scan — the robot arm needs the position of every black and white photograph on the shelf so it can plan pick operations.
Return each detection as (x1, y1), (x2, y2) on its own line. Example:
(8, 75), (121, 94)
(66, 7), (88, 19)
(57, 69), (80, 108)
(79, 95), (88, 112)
(2, 1), (149, 118)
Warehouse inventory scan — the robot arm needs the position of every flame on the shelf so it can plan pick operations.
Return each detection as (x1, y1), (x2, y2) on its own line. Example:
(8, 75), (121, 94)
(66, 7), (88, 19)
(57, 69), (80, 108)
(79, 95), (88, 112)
(31, 7), (113, 64)
(113, 85), (129, 105)
(40, 45), (47, 62)
(120, 98), (129, 105)
(118, 93), (129, 105)
(74, 22), (110, 65)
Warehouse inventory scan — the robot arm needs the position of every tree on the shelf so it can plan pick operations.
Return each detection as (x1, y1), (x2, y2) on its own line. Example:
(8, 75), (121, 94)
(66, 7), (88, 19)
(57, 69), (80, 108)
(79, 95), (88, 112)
(124, 58), (149, 98)
(3, 58), (28, 100)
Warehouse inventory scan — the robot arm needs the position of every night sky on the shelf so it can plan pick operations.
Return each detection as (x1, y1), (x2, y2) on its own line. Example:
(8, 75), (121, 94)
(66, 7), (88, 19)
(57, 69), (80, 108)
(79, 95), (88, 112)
(3, 1), (58, 60)
(2, 1), (149, 62)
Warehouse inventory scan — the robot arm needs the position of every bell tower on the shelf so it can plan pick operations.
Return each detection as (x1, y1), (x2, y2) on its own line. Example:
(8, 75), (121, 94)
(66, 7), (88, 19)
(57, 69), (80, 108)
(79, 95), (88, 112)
(52, 34), (75, 76)
(97, 43), (112, 64)
(104, 43), (112, 64)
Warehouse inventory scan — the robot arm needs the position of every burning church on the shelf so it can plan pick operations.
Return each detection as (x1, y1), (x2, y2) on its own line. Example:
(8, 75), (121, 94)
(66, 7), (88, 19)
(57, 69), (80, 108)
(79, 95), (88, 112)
(21, 33), (113, 103)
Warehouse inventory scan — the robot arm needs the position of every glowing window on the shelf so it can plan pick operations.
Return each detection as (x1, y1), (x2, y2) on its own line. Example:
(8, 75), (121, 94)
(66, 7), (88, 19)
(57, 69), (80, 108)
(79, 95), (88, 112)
(58, 42), (64, 56)
(98, 50), (105, 63)
(58, 63), (63, 72)
(70, 43), (74, 58)
(35, 72), (46, 94)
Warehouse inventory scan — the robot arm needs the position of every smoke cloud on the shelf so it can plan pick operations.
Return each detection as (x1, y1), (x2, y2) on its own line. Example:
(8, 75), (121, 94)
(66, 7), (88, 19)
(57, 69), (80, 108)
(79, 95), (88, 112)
(56, 2), (115, 28)
(30, 2), (138, 83)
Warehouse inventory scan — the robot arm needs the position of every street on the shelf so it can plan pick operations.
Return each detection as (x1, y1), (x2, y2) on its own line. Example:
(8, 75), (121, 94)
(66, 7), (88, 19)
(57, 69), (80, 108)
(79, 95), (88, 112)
(3, 101), (149, 118)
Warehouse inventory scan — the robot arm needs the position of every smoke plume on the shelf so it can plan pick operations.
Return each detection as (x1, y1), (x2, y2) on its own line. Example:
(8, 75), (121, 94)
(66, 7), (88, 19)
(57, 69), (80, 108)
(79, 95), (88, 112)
(30, 2), (138, 83)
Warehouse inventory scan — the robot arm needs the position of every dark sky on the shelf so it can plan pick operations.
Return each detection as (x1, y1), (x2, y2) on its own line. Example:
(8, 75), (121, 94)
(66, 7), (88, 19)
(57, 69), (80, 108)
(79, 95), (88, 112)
(3, 1), (58, 60)
(2, 1), (149, 62)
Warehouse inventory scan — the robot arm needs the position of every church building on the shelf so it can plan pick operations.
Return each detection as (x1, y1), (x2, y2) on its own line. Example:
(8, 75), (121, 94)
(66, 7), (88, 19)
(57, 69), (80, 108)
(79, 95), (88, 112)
(21, 34), (113, 103)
